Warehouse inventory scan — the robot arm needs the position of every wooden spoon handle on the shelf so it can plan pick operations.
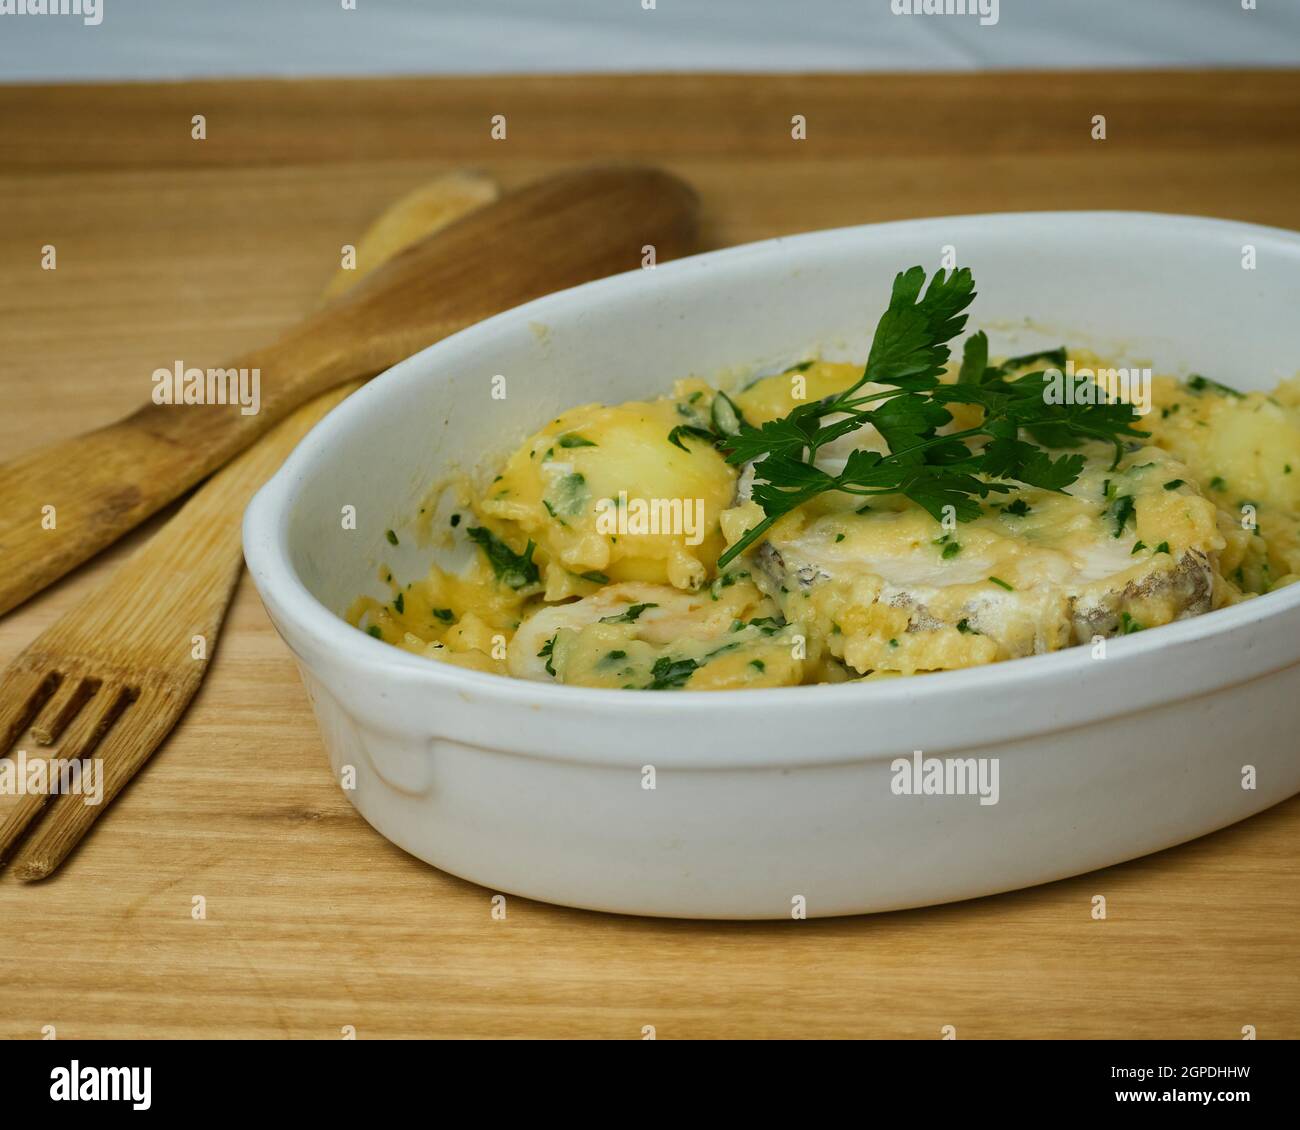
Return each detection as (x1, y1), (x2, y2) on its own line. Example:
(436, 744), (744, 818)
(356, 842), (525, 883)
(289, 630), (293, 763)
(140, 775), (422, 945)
(0, 332), (330, 620)
(0, 165), (698, 618)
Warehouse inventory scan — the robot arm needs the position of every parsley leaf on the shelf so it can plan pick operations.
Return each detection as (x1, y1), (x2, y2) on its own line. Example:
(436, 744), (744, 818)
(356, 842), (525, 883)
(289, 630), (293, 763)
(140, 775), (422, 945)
(979, 432), (1086, 492)
(862, 265), (977, 390)
(599, 602), (658, 624)
(1109, 495), (1136, 538)
(467, 526), (540, 590)
(1187, 374), (1244, 398)
(667, 424), (717, 452)
(538, 634), (558, 677)
(868, 392), (957, 465)
(956, 330), (989, 385)
(547, 472), (588, 517)
(645, 656), (699, 690)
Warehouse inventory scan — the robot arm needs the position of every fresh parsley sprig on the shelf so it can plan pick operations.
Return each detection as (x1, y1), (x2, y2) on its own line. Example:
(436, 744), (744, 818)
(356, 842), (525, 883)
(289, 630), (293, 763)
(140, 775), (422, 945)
(716, 266), (1149, 568)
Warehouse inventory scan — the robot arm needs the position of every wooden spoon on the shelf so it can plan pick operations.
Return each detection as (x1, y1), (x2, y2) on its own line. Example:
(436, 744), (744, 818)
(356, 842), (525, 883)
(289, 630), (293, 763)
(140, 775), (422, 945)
(0, 164), (698, 618)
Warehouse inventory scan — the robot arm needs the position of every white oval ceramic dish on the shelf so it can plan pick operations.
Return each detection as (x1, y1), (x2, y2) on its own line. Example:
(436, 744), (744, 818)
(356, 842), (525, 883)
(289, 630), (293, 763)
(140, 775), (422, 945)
(244, 212), (1300, 919)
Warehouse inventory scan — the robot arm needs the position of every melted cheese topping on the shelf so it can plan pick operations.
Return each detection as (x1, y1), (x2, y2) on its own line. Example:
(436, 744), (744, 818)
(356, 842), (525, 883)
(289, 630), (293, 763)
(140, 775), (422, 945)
(482, 395), (737, 594)
(348, 359), (1300, 690)
(1142, 374), (1300, 592)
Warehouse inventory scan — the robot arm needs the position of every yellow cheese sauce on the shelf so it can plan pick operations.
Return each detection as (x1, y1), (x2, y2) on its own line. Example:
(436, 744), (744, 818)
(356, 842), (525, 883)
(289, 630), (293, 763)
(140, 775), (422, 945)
(348, 358), (1300, 690)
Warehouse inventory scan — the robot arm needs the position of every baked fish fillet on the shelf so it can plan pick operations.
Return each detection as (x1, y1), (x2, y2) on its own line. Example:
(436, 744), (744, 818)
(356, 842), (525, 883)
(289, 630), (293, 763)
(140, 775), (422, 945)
(734, 443), (1224, 675)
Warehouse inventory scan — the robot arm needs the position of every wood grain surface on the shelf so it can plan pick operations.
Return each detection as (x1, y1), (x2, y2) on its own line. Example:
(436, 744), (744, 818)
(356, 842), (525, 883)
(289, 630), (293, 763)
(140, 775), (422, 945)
(1, 71), (1298, 1040)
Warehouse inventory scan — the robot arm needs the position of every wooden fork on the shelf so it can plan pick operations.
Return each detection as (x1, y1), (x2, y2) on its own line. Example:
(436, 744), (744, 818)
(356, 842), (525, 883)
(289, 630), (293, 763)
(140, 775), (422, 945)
(0, 172), (503, 879)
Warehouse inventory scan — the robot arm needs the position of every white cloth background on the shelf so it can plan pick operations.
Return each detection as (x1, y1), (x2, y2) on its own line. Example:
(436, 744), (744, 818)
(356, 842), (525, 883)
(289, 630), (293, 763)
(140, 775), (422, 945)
(0, 0), (1297, 82)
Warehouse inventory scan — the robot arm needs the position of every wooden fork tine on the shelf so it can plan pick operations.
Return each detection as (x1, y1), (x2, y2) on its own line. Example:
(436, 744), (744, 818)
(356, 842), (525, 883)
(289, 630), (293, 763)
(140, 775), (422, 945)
(9, 688), (177, 881)
(31, 674), (100, 745)
(0, 681), (136, 865)
(0, 788), (53, 866)
(60, 683), (138, 761)
(0, 665), (61, 752)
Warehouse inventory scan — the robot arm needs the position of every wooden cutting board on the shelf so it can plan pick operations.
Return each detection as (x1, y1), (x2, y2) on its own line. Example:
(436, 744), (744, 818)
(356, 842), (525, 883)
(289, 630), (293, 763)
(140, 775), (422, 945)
(1, 71), (1298, 1040)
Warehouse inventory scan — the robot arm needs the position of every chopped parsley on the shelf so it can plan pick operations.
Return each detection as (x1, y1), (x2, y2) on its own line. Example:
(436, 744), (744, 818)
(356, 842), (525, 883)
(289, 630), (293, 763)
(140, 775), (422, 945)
(538, 634), (558, 677)
(432, 608), (455, 623)
(667, 424), (717, 452)
(646, 656), (699, 690)
(1155, 541), (1171, 554)
(466, 526), (539, 590)
(1109, 494), (1136, 537)
(1187, 374), (1244, 398)
(941, 540), (962, 559)
(1004, 498), (1032, 517)
(1120, 611), (1144, 634)
(548, 472), (588, 517)
(988, 576), (1015, 591)
(385, 529), (399, 546)
(558, 433), (597, 448)
(599, 602), (658, 624)
(367, 625), (382, 639)
(392, 592), (404, 614)
(1163, 479), (1184, 491)
(711, 571), (747, 599)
